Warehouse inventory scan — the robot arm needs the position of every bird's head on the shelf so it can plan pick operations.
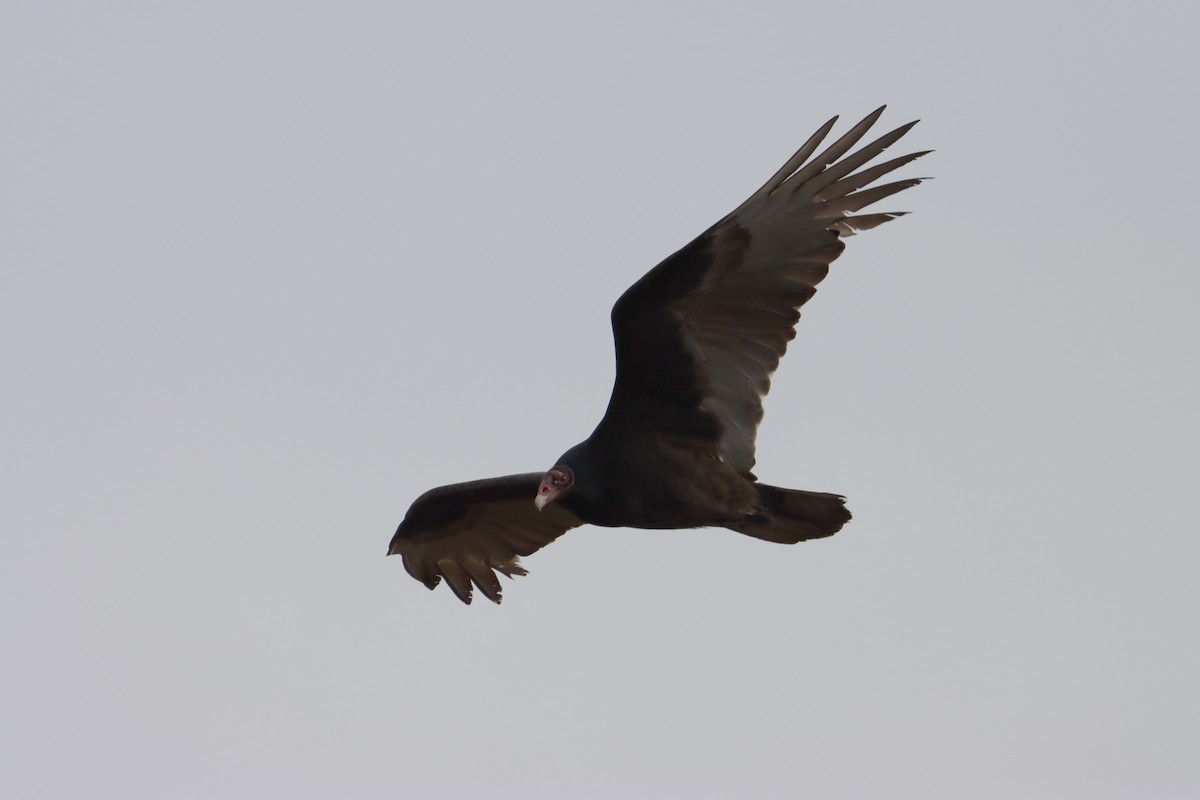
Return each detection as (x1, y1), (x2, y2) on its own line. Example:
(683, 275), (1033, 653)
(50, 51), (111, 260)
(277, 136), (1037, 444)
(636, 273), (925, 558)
(534, 465), (574, 511)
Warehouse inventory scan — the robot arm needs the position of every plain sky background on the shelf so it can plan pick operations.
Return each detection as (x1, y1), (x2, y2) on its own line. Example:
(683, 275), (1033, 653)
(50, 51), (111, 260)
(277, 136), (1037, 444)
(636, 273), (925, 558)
(3, 1), (1198, 797)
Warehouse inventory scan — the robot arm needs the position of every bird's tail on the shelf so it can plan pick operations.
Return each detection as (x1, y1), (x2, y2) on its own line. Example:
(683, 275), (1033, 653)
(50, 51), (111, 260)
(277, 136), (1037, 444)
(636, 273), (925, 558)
(729, 484), (851, 544)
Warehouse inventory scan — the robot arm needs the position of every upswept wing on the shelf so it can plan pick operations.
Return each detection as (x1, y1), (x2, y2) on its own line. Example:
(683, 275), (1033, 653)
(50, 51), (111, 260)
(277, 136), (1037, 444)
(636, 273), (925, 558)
(603, 107), (928, 473)
(388, 473), (584, 604)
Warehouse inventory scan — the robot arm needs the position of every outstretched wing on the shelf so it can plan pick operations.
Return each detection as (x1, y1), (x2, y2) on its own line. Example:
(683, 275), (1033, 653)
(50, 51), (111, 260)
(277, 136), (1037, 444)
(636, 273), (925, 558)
(388, 473), (584, 604)
(602, 107), (928, 473)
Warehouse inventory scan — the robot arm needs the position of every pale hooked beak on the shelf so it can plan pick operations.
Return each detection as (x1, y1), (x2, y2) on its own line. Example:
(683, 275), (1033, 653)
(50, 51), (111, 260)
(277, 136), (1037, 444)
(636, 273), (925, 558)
(534, 474), (564, 511)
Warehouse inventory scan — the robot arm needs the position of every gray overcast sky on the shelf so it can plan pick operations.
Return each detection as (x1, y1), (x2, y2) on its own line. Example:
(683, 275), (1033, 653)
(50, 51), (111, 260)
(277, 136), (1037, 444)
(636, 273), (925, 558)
(3, 1), (1198, 797)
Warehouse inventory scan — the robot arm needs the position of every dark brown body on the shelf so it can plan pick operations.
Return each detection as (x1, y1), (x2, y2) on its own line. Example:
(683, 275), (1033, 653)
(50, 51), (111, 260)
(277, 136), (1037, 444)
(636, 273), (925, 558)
(389, 107), (923, 603)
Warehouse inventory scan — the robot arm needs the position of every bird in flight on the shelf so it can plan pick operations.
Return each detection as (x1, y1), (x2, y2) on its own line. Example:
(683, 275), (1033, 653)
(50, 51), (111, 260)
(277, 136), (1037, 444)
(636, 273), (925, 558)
(389, 107), (927, 604)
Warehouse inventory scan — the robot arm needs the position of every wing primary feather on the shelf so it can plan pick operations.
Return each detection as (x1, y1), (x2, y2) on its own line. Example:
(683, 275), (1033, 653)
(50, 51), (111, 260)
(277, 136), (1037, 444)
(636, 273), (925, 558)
(818, 151), (932, 201)
(748, 115), (840, 203)
(493, 559), (528, 578)
(806, 121), (919, 194)
(438, 559), (475, 605)
(781, 106), (887, 191)
(463, 559), (504, 604)
(818, 178), (925, 217)
(832, 211), (909, 235)
(403, 555), (442, 590)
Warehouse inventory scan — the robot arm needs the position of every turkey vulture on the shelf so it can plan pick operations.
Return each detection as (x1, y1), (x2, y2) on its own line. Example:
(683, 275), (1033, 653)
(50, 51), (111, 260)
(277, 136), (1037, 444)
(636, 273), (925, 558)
(389, 107), (927, 604)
